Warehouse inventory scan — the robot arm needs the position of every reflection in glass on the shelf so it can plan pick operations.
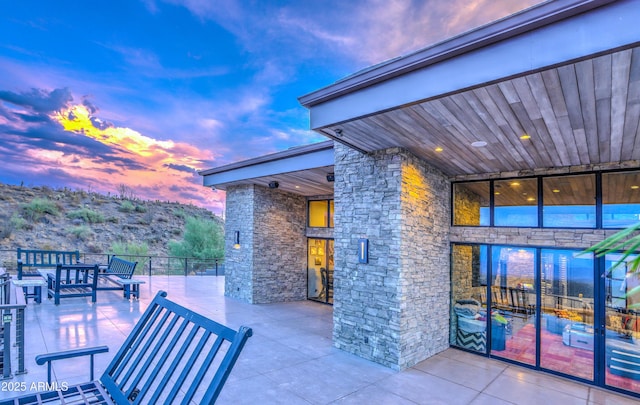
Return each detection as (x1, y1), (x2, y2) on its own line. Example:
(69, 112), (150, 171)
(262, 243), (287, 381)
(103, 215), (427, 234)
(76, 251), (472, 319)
(307, 239), (334, 304)
(490, 246), (536, 364)
(543, 175), (596, 228)
(453, 182), (490, 226)
(603, 172), (640, 229)
(494, 179), (538, 227)
(540, 249), (594, 380)
(604, 253), (640, 394)
(451, 244), (488, 352)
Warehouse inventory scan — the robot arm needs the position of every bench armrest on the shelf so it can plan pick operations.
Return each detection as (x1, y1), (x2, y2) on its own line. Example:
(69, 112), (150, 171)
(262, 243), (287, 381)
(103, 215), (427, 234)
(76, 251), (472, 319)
(36, 346), (109, 383)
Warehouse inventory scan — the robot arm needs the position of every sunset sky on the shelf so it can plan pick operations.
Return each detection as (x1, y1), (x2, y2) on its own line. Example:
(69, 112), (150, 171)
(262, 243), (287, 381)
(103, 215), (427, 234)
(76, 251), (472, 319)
(0, 0), (543, 214)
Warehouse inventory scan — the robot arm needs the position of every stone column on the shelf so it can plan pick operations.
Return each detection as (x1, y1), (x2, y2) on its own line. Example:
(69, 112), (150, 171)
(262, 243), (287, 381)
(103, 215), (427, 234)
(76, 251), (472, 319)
(225, 184), (307, 304)
(333, 143), (451, 370)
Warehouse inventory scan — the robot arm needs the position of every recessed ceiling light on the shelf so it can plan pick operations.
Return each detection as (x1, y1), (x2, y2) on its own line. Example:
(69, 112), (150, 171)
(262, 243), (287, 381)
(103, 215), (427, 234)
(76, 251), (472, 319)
(494, 192), (501, 195)
(471, 141), (487, 147)
(295, 185), (300, 189)
(552, 189), (560, 193)
(520, 134), (531, 140)
(527, 197), (536, 201)
(510, 182), (520, 187)
(632, 185), (639, 190)
(435, 147), (443, 152)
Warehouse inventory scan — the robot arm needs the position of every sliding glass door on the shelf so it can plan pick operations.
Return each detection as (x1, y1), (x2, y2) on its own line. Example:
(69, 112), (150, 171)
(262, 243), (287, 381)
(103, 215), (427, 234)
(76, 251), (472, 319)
(540, 249), (594, 380)
(450, 244), (640, 391)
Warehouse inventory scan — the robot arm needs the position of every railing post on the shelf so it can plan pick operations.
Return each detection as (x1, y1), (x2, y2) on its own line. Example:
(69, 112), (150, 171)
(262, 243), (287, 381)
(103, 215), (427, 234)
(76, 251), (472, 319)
(215, 259), (218, 276)
(148, 256), (152, 276)
(184, 258), (188, 276)
(2, 309), (12, 379)
(15, 307), (25, 375)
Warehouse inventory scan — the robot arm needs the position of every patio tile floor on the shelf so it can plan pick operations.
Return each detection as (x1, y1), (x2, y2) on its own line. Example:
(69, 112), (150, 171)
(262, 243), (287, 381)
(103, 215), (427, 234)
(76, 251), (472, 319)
(0, 276), (637, 404)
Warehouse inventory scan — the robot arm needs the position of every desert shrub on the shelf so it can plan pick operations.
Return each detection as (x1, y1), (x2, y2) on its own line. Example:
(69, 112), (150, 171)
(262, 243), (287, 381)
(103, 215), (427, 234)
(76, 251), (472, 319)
(134, 204), (147, 213)
(169, 217), (224, 259)
(67, 207), (105, 223)
(10, 214), (29, 230)
(118, 200), (135, 213)
(109, 241), (150, 273)
(0, 221), (12, 239)
(69, 225), (93, 241)
(22, 198), (60, 221)
(173, 208), (185, 219)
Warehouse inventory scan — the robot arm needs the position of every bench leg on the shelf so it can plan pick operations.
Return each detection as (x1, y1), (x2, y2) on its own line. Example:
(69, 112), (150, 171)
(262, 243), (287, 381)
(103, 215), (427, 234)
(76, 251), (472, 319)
(34, 286), (42, 304)
(123, 285), (131, 300)
(131, 284), (139, 299)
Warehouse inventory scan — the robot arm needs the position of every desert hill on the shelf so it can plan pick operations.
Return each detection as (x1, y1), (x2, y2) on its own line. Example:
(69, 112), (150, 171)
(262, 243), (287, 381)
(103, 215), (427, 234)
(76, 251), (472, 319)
(0, 182), (222, 267)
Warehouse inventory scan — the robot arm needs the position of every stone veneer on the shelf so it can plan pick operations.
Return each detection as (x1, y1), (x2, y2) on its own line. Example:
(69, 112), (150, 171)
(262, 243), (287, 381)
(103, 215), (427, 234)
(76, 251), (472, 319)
(225, 184), (307, 304)
(333, 143), (450, 370)
(449, 226), (623, 248)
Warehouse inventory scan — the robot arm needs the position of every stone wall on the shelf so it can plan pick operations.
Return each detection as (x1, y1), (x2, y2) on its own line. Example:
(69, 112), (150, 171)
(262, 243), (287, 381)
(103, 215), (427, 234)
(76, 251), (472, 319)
(450, 226), (622, 248)
(224, 185), (255, 302)
(252, 186), (307, 303)
(224, 184), (307, 304)
(333, 143), (450, 370)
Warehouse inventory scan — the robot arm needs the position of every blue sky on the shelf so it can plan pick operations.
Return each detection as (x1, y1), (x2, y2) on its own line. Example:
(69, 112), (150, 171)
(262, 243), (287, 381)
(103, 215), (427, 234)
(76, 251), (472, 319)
(0, 0), (542, 213)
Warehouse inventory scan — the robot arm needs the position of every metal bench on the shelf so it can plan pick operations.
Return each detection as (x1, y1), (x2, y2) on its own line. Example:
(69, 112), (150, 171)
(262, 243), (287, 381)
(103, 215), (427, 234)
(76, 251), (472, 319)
(40, 264), (100, 305)
(94, 257), (138, 295)
(0, 290), (253, 404)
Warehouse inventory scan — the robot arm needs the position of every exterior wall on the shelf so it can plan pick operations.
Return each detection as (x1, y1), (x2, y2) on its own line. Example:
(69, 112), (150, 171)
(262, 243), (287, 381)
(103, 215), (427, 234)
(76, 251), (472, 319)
(252, 186), (307, 303)
(450, 227), (621, 248)
(225, 185), (255, 302)
(333, 143), (450, 370)
(224, 184), (307, 304)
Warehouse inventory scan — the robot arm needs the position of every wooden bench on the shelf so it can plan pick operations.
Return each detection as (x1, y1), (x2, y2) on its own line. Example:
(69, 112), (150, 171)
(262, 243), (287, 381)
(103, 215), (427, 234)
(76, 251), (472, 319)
(0, 291), (253, 404)
(113, 278), (145, 299)
(94, 257), (139, 296)
(40, 264), (100, 305)
(17, 248), (80, 279)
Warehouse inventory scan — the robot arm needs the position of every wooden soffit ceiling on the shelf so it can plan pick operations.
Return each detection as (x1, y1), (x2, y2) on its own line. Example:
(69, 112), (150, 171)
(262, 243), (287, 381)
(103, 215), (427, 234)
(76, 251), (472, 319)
(319, 45), (640, 178)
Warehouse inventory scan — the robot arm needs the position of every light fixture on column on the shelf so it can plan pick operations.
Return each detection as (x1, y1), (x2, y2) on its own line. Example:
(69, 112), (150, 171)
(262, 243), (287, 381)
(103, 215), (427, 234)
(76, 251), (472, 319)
(268, 181), (279, 189)
(233, 231), (240, 249)
(326, 173), (335, 182)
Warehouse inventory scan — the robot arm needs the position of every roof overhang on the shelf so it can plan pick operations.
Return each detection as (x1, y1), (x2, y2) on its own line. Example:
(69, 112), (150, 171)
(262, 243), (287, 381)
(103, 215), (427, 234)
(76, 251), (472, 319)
(299, 0), (640, 178)
(200, 141), (334, 196)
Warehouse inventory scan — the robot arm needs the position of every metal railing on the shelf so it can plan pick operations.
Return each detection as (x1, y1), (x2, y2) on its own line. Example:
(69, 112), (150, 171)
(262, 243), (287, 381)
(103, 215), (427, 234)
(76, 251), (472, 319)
(0, 273), (26, 379)
(0, 250), (224, 277)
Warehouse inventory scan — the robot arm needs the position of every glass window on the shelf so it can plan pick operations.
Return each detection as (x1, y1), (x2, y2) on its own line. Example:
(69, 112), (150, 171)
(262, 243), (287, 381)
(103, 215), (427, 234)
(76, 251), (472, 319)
(494, 178), (538, 227)
(543, 174), (596, 228)
(490, 246), (536, 364)
(451, 244), (488, 352)
(603, 171), (640, 228)
(329, 200), (335, 227)
(309, 200), (331, 227)
(453, 182), (490, 226)
(540, 249), (594, 380)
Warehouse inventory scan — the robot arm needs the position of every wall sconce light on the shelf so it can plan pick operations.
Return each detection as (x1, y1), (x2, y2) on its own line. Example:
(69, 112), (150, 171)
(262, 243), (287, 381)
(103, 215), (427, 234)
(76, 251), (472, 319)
(358, 238), (368, 264)
(326, 173), (335, 182)
(233, 231), (240, 249)
(268, 181), (279, 189)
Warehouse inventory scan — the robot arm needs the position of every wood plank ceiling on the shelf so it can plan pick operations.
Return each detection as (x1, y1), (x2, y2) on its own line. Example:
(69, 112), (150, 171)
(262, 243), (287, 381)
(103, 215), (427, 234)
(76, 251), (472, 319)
(321, 46), (640, 178)
(215, 166), (334, 197)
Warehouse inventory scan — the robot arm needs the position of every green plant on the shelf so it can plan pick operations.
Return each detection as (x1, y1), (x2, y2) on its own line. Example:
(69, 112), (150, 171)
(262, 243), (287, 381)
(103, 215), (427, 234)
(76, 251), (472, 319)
(169, 217), (224, 274)
(67, 207), (105, 223)
(22, 197), (60, 221)
(134, 204), (147, 213)
(10, 214), (29, 230)
(118, 200), (135, 213)
(110, 241), (150, 273)
(584, 222), (640, 306)
(69, 225), (93, 241)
